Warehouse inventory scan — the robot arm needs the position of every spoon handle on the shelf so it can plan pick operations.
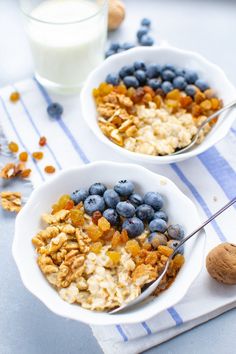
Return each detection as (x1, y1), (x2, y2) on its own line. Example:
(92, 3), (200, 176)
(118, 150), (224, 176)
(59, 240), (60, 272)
(174, 197), (236, 255)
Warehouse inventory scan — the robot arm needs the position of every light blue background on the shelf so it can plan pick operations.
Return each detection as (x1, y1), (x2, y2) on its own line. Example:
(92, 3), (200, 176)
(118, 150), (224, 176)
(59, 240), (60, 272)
(1, 1), (236, 353)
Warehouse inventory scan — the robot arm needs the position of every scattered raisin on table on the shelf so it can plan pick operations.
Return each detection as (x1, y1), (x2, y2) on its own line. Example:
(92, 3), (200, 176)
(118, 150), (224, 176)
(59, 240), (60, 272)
(39, 136), (47, 146)
(19, 151), (28, 162)
(44, 165), (56, 174)
(32, 151), (44, 160)
(8, 141), (19, 153)
(20, 169), (32, 178)
(9, 92), (20, 103)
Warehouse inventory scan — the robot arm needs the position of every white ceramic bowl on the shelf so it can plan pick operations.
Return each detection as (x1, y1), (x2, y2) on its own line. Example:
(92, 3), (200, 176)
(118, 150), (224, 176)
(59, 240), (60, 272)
(13, 161), (205, 325)
(81, 46), (236, 164)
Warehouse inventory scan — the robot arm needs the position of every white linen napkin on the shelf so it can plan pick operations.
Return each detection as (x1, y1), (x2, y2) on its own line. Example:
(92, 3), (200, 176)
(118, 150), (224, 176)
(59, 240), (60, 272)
(0, 78), (236, 354)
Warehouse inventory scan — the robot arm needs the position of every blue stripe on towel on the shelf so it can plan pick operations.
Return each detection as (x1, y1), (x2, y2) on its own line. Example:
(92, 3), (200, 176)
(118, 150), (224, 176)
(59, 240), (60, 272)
(167, 307), (183, 326)
(141, 321), (152, 335)
(198, 147), (236, 202)
(171, 163), (227, 242)
(33, 78), (90, 164)
(14, 90), (63, 170)
(0, 96), (45, 181)
(115, 325), (128, 342)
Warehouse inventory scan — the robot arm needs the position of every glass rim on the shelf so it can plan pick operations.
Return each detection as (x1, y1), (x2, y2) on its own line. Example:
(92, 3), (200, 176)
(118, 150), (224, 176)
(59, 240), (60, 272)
(20, 0), (108, 25)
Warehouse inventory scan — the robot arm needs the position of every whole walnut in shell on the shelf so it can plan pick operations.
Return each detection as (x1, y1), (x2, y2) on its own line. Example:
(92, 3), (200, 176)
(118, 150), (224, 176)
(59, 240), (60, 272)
(108, 0), (125, 31)
(206, 243), (236, 284)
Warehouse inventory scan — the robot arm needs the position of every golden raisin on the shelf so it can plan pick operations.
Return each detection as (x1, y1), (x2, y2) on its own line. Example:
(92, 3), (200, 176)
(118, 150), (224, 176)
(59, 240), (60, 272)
(111, 231), (121, 248)
(64, 200), (74, 210)
(166, 89), (181, 100)
(107, 251), (121, 264)
(90, 242), (103, 254)
(19, 151), (28, 162)
(10, 91), (20, 103)
(8, 141), (19, 153)
(86, 224), (103, 241)
(200, 99), (212, 110)
(115, 84), (127, 95)
(192, 104), (202, 117)
(125, 240), (141, 257)
(211, 98), (220, 110)
(98, 217), (111, 232)
(58, 194), (70, 209)
(173, 254), (185, 269)
(120, 229), (129, 243)
(32, 151), (43, 160)
(102, 227), (115, 241)
(143, 93), (152, 103)
(51, 203), (61, 214)
(20, 168), (31, 178)
(39, 136), (47, 146)
(44, 165), (56, 174)
(194, 91), (205, 104)
(70, 209), (84, 227)
(92, 211), (102, 225)
(92, 88), (100, 98)
(153, 95), (162, 108)
(158, 245), (173, 257)
(180, 96), (192, 108)
(143, 86), (155, 97)
(204, 89), (215, 99)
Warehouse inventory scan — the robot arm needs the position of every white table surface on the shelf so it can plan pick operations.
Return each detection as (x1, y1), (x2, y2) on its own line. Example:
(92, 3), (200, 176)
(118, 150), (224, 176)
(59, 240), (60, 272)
(1, 0), (236, 353)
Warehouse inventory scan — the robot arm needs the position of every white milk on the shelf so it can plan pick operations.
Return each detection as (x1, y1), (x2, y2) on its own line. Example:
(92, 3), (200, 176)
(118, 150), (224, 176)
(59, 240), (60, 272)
(27, 0), (107, 92)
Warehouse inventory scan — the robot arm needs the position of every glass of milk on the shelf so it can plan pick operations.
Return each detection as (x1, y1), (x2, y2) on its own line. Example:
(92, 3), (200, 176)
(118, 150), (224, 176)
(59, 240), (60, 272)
(20, 0), (108, 93)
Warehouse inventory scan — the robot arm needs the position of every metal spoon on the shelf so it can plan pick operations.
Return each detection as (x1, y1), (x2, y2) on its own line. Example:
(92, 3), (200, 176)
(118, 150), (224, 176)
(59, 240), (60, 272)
(171, 99), (236, 155)
(109, 196), (236, 314)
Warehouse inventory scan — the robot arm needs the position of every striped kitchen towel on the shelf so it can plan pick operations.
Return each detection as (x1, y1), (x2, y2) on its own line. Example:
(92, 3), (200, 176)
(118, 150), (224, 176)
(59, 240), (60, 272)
(0, 78), (236, 354)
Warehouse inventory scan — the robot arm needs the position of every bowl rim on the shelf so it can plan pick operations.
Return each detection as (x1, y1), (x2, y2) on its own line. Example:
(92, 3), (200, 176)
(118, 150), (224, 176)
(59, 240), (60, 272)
(80, 45), (236, 164)
(12, 161), (205, 325)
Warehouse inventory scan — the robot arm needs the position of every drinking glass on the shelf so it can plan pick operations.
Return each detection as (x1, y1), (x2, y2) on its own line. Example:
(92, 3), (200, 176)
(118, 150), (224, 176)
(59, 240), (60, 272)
(20, 0), (108, 93)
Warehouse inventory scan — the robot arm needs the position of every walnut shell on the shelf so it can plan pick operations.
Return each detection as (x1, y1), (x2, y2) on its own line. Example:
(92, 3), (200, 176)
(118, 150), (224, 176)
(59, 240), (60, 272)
(206, 243), (236, 284)
(108, 0), (125, 31)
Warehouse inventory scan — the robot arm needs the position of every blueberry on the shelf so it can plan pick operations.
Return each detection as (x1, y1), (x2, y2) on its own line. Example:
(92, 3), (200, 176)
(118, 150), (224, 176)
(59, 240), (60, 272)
(144, 191), (163, 210)
(134, 61), (146, 71)
(136, 26), (149, 41)
(84, 195), (105, 215)
(167, 224), (184, 240)
(122, 42), (135, 50)
(136, 204), (154, 222)
(195, 79), (209, 91)
(175, 68), (186, 76)
(122, 217), (144, 238)
(70, 188), (89, 205)
(123, 76), (139, 88)
(104, 189), (120, 208)
(114, 180), (134, 197)
(129, 193), (143, 207)
(116, 201), (135, 218)
(153, 210), (168, 222)
(89, 183), (107, 196)
(146, 64), (161, 78)
(167, 240), (184, 254)
(173, 76), (186, 90)
(140, 35), (154, 46)
(141, 18), (151, 27)
(184, 70), (198, 84)
(119, 65), (134, 78)
(105, 49), (115, 58)
(134, 70), (147, 85)
(105, 73), (120, 86)
(147, 232), (167, 248)
(47, 103), (63, 118)
(185, 84), (197, 97)
(162, 64), (176, 72)
(148, 78), (162, 90)
(161, 81), (173, 93)
(103, 208), (120, 226)
(149, 218), (167, 233)
(161, 69), (175, 81)
(109, 43), (120, 51)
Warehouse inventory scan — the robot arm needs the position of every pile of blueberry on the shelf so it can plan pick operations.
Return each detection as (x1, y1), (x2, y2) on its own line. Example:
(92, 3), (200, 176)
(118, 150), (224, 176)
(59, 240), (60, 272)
(105, 18), (154, 58)
(70, 180), (184, 253)
(106, 61), (209, 95)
